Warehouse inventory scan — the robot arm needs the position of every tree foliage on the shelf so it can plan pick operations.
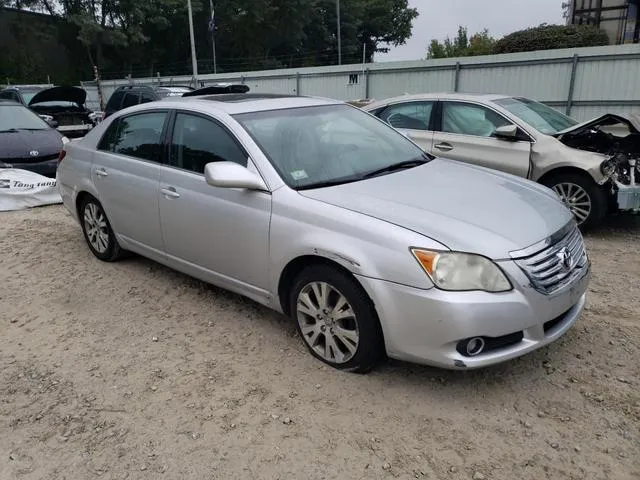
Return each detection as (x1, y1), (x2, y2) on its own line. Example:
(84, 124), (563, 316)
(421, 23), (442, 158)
(427, 26), (496, 59)
(427, 23), (610, 59)
(1, 0), (418, 82)
(493, 24), (609, 54)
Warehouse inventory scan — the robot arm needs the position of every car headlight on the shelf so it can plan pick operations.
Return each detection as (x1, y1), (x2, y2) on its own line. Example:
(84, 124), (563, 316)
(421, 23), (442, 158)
(600, 158), (617, 177)
(410, 249), (512, 292)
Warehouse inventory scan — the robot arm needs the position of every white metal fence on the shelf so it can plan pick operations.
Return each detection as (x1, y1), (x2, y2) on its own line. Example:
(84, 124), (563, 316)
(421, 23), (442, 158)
(82, 44), (640, 122)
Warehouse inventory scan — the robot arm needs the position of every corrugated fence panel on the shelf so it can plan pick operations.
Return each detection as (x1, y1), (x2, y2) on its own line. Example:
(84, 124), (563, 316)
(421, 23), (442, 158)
(80, 45), (640, 119)
(571, 104), (640, 122)
(458, 63), (573, 101)
(368, 69), (455, 100)
(573, 58), (640, 101)
(241, 76), (296, 95)
(300, 73), (366, 100)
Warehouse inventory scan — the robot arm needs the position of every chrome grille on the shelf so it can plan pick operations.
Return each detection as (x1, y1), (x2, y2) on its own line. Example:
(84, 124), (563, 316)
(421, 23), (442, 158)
(512, 225), (588, 295)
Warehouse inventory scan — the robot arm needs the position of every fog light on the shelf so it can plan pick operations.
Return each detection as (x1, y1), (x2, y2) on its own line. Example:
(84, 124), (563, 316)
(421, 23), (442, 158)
(464, 337), (485, 356)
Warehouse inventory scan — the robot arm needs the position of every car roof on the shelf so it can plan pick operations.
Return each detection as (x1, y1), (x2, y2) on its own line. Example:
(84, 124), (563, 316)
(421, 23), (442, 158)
(365, 92), (512, 109)
(155, 94), (341, 115)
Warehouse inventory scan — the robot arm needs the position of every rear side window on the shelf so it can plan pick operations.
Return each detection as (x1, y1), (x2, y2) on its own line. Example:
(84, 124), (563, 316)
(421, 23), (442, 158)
(379, 102), (433, 130)
(98, 112), (168, 162)
(170, 113), (247, 174)
(122, 92), (140, 109)
(140, 91), (156, 104)
(106, 91), (125, 111)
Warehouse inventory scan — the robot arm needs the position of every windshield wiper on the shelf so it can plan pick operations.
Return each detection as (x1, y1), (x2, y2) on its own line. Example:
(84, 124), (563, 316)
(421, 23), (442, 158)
(0, 128), (19, 133)
(363, 156), (429, 179)
(296, 175), (363, 191)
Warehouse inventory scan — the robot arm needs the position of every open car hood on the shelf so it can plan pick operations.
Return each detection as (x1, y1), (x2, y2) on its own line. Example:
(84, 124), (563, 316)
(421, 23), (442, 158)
(182, 84), (250, 97)
(28, 86), (87, 106)
(553, 113), (640, 138)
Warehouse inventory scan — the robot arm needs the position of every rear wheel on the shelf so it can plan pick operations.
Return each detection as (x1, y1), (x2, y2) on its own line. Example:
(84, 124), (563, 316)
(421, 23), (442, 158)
(289, 265), (384, 373)
(80, 196), (123, 262)
(542, 173), (607, 231)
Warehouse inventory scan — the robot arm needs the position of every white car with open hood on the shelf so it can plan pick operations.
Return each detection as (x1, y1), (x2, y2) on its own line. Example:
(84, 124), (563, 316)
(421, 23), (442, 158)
(364, 93), (640, 230)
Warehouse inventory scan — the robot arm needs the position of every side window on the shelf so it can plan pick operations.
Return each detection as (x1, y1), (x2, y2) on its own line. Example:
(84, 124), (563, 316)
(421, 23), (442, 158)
(379, 102), (433, 131)
(139, 91), (156, 104)
(97, 119), (120, 151)
(442, 102), (511, 137)
(121, 92), (140, 109)
(107, 112), (168, 162)
(170, 113), (247, 174)
(106, 91), (125, 111)
(0, 91), (13, 100)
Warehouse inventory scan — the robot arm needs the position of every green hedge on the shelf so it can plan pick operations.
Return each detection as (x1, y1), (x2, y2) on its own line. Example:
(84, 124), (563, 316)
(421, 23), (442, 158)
(493, 24), (610, 54)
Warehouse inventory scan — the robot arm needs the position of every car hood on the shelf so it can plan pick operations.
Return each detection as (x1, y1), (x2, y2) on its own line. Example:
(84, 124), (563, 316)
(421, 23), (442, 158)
(28, 86), (87, 106)
(553, 113), (640, 137)
(300, 159), (573, 260)
(0, 129), (63, 160)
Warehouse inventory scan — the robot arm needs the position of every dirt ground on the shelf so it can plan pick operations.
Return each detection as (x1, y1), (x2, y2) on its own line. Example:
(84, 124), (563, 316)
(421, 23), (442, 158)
(1, 205), (638, 480)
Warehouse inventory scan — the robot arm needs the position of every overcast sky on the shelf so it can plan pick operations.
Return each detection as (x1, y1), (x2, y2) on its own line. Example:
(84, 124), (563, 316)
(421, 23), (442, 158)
(377, 0), (565, 62)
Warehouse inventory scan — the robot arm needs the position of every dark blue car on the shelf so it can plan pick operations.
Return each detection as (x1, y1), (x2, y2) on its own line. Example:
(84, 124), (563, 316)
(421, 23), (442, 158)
(0, 100), (65, 178)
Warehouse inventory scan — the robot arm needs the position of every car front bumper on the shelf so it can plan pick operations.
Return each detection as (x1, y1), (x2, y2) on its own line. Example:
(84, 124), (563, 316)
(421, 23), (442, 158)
(1, 159), (58, 178)
(356, 260), (590, 369)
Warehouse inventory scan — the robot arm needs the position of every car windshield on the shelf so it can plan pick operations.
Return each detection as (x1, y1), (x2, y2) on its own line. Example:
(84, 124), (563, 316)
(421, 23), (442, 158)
(234, 104), (429, 189)
(20, 90), (44, 104)
(494, 97), (579, 135)
(0, 104), (50, 131)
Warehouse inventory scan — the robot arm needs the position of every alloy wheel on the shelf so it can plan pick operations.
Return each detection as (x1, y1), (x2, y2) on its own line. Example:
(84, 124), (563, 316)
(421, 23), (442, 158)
(83, 202), (110, 254)
(296, 282), (359, 364)
(552, 182), (592, 225)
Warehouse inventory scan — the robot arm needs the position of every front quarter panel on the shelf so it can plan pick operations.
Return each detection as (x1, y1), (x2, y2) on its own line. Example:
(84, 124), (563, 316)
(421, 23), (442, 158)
(530, 135), (608, 183)
(269, 187), (447, 304)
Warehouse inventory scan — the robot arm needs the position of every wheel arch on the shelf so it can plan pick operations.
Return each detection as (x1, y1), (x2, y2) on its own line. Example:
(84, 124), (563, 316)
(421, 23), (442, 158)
(536, 166), (600, 186)
(277, 255), (361, 316)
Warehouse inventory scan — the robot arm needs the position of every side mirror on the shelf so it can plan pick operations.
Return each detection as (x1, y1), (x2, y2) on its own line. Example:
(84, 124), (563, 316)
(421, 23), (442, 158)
(494, 124), (518, 140)
(204, 161), (267, 190)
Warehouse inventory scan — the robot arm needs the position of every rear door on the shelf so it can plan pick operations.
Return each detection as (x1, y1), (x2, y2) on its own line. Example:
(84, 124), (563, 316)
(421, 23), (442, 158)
(432, 101), (532, 178)
(158, 111), (272, 297)
(374, 101), (435, 152)
(93, 110), (169, 256)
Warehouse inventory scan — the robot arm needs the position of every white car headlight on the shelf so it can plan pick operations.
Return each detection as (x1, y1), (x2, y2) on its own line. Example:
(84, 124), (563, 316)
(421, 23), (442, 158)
(411, 249), (512, 292)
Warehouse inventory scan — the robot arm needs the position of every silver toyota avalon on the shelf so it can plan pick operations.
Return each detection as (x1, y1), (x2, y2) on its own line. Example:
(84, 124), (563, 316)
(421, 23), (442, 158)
(56, 94), (591, 372)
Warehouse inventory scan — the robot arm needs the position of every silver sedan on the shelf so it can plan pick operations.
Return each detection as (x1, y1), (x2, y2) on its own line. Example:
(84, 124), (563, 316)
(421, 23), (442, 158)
(57, 94), (590, 372)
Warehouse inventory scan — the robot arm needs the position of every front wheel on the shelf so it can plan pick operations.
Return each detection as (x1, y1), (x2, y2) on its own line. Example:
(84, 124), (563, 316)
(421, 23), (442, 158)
(541, 173), (608, 231)
(289, 265), (384, 373)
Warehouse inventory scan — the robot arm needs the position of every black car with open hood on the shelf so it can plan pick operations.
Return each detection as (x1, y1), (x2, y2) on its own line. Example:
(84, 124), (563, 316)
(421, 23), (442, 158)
(0, 85), (96, 138)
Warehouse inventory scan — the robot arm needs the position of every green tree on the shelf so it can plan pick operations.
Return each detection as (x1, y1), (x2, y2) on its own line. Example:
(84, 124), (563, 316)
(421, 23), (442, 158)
(427, 26), (495, 59)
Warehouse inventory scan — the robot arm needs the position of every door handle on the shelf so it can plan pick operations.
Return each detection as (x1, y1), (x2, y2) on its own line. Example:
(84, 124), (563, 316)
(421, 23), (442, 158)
(95, 168), (108, 177)
(161, 186), (180, 199)
(434, 143), (454, 152)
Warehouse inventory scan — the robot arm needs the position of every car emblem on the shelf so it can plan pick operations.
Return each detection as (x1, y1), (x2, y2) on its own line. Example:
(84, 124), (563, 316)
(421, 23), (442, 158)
(29, 150), (40, 157)
(0, 179), (10, 189)
(556, 247), (572, 271)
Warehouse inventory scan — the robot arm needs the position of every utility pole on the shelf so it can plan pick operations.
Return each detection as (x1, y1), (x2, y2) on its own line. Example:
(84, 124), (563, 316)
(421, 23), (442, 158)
(336, 0), (342, 65)
(209, 0), (217, 74)
(187, 0), (199, 85)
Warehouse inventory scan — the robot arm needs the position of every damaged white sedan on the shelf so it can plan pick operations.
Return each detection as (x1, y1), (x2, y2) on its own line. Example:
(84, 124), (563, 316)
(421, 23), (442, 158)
(364, 94), (640, 230)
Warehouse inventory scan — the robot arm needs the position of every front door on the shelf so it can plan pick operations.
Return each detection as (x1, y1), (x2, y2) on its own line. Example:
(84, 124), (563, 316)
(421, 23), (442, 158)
(92, 110), (169, 255)
(158, 112), (271, 299)
(432, 101), (532, 178)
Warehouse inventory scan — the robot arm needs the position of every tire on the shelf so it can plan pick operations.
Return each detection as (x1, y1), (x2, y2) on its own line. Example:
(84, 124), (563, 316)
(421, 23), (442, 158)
(79, 196), (123, 262)
(541, 173), (608, 231)
(289, 265), (384, 373)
